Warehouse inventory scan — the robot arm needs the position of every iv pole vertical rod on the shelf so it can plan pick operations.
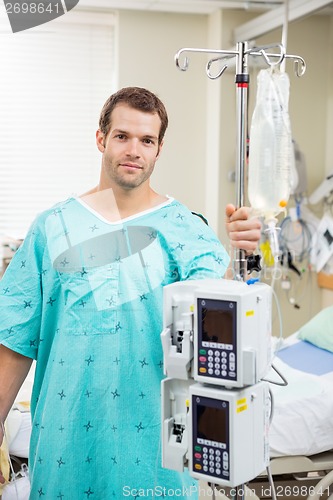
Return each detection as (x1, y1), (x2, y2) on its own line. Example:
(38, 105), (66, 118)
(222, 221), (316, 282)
(235, 40), (248, 500)
(234, 41), (249, 281)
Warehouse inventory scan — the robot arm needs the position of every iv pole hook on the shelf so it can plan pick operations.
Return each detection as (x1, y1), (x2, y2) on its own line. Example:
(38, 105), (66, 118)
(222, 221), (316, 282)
(206, 57), (229, 80)
(175, 47), (238, 73)
(284, 54), (307, 77)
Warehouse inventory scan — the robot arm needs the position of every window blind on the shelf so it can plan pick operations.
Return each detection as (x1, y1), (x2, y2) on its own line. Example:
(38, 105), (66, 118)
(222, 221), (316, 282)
(0, 11), (117, 239)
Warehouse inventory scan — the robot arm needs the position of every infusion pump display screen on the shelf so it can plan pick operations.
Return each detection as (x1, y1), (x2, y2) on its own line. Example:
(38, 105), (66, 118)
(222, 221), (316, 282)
(197, 298), (237, 381)
(192, 395), (230, 480)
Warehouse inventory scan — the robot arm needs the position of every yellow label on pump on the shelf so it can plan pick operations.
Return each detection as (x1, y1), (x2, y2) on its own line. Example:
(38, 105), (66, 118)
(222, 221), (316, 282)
(246, 310), (254, 317)
(236, 398), (248, 413)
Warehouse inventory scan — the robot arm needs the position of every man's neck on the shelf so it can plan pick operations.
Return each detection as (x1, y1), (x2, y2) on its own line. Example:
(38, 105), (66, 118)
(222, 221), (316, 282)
(80, 184), (168, 222)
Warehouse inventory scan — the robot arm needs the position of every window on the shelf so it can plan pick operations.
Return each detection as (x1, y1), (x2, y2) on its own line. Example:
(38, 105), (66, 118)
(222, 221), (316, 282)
(0, 10), (117, 238)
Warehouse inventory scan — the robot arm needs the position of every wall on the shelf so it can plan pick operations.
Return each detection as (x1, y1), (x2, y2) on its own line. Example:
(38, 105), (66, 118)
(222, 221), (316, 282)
(118, 10), (209, 216)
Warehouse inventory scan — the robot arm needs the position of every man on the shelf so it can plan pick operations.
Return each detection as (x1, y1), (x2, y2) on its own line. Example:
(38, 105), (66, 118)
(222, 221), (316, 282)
(0, 87), (261, 498)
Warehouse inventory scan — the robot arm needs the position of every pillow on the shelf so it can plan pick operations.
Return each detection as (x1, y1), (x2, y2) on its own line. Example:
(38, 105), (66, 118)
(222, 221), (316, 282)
(297, 306), (333, 353)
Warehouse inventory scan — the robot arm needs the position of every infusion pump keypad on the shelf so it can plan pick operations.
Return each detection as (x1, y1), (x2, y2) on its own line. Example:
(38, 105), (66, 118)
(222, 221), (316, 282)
(193, 440), (229, 480)
(198, 347), (236, 380)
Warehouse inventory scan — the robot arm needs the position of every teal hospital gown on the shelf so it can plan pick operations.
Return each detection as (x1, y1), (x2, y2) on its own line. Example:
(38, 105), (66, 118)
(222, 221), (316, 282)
(0, 196), (229, 499)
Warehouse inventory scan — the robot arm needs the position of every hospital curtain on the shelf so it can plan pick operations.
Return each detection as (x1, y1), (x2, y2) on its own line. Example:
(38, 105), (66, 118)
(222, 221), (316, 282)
(0, 11), (117, 239)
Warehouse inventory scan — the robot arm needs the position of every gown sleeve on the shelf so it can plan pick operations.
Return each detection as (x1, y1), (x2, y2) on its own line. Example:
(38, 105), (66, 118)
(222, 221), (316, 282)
(167, 208), (231, 281)
(0, 220), (45, 359)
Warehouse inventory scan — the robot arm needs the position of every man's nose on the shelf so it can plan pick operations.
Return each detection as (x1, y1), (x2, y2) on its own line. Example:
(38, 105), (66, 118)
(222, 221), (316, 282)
(126, 139), (140, 157)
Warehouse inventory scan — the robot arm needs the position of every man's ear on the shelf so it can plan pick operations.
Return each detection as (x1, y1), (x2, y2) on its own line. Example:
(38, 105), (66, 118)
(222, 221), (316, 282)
(96, 129), (106, 152)
(156, 139), (164, 159)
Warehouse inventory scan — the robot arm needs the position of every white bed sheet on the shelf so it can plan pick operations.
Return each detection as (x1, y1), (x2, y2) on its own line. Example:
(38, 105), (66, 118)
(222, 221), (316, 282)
(268, 334), (333, 458)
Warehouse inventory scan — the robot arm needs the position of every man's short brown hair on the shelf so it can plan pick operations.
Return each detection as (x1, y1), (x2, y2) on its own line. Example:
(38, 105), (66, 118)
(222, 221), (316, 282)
(99, 87), (168, 146)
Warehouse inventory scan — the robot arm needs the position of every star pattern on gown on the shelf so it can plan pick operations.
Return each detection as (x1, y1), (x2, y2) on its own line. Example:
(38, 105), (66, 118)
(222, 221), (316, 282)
(52, 209), (62, 217)
(148, 231), (157, 240)
(80, 267), (88, 277)
(58, 390), (66, 400)
(84, 486), (94, 497)
(139, 358), (148, 368)
(111, 388), (120, 399)
(106, 296), (116, 306)
(135, 422), (144, 433)
(85, 356), (94, 365)
(83, 421), (93, 432)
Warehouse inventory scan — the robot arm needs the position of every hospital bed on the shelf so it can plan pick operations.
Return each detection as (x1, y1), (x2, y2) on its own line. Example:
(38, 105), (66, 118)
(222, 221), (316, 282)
(4, 326), (333, 499)
(249, 331), (333, 500)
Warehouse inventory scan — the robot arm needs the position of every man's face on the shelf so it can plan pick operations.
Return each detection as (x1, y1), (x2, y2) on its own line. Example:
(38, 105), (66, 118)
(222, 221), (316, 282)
(96, 104), (163, 191)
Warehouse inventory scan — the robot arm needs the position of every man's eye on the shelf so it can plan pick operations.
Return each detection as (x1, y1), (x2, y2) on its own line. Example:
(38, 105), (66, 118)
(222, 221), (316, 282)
(143, 139), (154, 145)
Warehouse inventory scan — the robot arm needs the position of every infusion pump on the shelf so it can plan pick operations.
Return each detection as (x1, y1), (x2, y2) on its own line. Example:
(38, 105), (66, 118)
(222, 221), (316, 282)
(160, 278), (272, 487)
(161, 278), (272, 388)
(161, 378), (270, 487)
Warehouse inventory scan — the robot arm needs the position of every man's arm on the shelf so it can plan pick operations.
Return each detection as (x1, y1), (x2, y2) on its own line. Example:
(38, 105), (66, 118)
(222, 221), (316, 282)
(0, 345), (33, 484)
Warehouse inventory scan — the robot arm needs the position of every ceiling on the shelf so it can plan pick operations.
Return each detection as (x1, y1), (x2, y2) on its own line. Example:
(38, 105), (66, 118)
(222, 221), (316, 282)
(77, 0), (333, 27)
(78, 0), (285, 14)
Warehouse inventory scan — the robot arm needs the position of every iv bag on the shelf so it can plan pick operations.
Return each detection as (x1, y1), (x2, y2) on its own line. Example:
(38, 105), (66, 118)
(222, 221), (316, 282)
(248, 69), (293, 221)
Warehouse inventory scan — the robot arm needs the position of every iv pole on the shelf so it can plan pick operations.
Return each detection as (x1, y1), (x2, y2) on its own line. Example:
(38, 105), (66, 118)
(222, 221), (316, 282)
(175, 42), (306, 282)
(234, 41), (249, 281)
